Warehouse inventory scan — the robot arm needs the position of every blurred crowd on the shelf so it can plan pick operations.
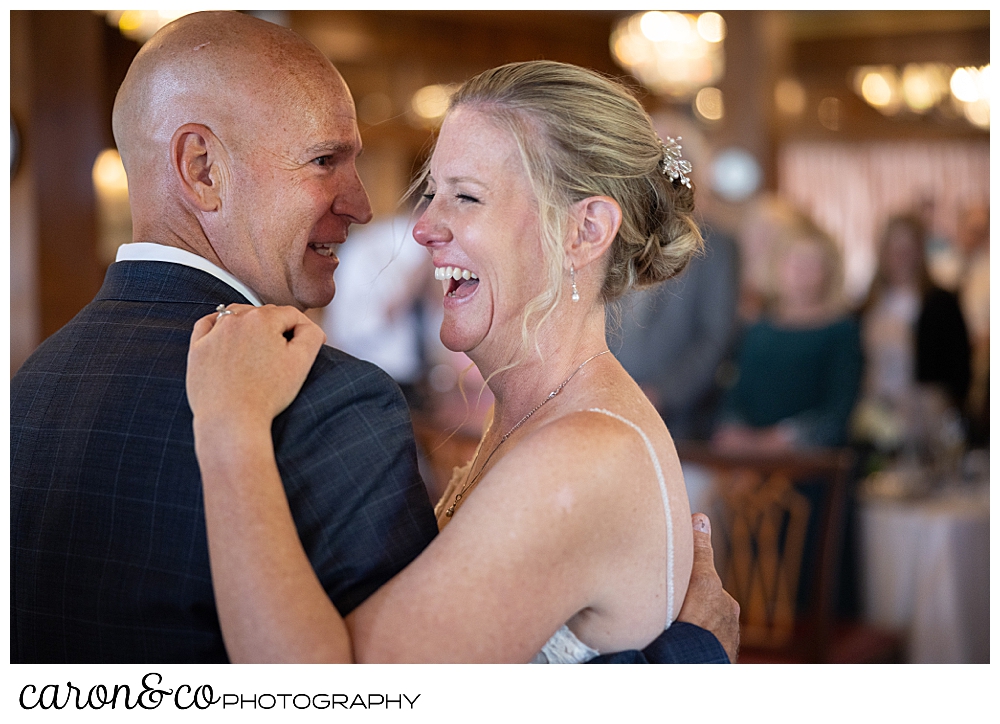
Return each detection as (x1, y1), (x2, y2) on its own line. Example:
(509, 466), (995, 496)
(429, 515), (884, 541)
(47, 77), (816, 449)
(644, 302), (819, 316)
(322, 190), (989, 478)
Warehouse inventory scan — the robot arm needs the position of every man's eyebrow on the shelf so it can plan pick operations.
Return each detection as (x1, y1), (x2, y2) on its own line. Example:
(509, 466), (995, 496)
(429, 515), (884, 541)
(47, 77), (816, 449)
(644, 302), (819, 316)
(303, 141), (359, 158)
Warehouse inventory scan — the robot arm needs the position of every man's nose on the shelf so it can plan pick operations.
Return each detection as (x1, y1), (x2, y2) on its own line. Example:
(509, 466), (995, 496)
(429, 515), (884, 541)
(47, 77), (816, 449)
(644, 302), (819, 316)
(337, 169), (373, 225)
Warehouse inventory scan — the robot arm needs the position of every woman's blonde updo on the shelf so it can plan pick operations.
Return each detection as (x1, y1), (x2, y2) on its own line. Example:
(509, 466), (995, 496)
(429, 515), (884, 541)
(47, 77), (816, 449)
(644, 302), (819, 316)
(421, 61), (702, 332)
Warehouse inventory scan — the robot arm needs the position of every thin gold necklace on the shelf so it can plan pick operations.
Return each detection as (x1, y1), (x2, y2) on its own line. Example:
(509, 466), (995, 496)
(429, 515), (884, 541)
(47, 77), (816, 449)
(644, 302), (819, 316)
(444, 349), (611, 518)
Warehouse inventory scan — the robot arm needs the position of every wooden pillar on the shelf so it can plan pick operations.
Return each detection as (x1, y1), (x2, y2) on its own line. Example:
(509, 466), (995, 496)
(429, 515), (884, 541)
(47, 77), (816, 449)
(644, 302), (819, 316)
(716, 10), (790, 192)
(27, 11), (109, 343)
(10, 11), (40, 375)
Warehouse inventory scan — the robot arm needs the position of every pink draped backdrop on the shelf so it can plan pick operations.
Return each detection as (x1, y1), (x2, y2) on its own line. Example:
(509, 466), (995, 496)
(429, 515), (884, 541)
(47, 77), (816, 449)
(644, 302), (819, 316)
(778, 140), (990, 303)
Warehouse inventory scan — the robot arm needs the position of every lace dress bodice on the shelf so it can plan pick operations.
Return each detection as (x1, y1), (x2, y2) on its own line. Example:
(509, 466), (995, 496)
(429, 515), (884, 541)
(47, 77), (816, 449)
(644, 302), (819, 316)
(435, 408), (677, 664)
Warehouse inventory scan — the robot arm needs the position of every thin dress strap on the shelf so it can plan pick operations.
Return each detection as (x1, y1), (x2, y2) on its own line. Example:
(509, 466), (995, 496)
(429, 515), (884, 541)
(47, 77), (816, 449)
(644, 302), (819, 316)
(587, 408), (675, 629)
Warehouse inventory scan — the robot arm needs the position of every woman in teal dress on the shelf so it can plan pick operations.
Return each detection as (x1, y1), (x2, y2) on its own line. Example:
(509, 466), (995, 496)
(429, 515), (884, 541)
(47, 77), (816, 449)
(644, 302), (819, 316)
(714, 212), (862, 451)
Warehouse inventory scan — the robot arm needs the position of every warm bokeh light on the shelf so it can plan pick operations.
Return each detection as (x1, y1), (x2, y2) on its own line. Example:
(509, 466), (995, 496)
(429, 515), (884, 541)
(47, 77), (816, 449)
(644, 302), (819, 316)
(92, 149), (128, 194)
(611, 12), (725, 100)
(950, 68), (979, 102)
(860, 72), (894, 108)
(410, 84), (456, 126)
(978, 65), (992, 99)
(92, 148), (132, 266)
(963, 99), (990, 129)
(774, 77), (807, 116)
(852, 62), (988, 129)
(117, 10), (143, 34)
(694, 87), (724, 121)
(852, 66), (902, 115)
(950, 65), (990, 129)
(901, 64), (948, 112)
(102, 10), (197, 43)
(640, 11), (692, 44)
(696, 12), (727, 43)
(950, 65), (989, 103)
(818, 97), (841, 131)
(639, 11), (670, 42)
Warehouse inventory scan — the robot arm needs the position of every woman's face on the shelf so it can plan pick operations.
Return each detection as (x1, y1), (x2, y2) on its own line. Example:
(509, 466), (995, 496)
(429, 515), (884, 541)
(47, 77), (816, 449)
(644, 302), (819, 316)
(776, 239), (829, 309)
(882, 224), (921, 287)
(412, 107), (548, 355)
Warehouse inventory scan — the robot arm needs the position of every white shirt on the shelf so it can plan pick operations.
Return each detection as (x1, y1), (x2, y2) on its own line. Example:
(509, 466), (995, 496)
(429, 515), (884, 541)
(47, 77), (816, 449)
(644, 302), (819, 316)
(115, 242), (263, 306)
(862, 287), (920, 403)
(322, 216), (428, 383)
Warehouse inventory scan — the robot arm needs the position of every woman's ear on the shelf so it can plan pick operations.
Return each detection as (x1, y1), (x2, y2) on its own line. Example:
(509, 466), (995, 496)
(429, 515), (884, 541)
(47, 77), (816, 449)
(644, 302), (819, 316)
(566, 195), (622, 270)
(171, 123), (225, 212)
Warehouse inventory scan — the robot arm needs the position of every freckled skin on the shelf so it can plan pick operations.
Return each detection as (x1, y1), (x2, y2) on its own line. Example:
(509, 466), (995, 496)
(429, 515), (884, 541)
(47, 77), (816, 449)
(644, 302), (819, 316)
(412, 108), (547, 359)
(113, 11), (373, 310)
(555, 486), (577, 514)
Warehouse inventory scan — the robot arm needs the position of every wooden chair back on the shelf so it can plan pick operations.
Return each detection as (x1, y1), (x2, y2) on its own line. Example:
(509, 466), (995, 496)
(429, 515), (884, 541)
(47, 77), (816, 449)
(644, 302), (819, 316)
(677, 443), (854, 662)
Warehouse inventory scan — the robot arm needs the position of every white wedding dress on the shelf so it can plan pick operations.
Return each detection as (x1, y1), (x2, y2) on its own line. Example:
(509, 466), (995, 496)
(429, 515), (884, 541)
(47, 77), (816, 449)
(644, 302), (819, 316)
(434, 408), (676, 664)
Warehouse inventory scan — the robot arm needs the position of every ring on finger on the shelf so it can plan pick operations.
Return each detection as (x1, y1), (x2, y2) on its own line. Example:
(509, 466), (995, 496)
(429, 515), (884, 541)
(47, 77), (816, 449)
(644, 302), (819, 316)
(215, 304), (235, 320)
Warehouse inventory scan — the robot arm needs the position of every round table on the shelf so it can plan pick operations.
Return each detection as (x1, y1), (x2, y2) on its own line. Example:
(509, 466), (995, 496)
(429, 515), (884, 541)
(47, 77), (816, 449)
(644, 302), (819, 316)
(858, 482), (990, 663)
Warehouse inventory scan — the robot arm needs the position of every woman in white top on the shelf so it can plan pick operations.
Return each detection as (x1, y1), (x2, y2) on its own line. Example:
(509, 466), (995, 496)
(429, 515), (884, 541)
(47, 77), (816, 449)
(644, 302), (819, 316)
(854, 213), (970, 451)
(186, 60), (701, 662)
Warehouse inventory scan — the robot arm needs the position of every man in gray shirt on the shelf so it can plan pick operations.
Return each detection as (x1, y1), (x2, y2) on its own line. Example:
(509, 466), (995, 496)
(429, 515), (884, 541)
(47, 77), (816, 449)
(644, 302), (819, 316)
(611, 229), (739, 441)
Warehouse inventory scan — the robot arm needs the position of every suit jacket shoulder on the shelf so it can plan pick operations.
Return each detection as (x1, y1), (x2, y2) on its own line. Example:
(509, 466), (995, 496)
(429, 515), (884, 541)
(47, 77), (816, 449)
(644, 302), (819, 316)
(11, 261), (437, 662)
(273, 345), (437, 615)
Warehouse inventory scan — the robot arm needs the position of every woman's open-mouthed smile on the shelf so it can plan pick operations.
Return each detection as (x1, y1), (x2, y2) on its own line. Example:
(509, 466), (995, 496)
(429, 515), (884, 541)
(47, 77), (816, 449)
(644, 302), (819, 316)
(413, 106), (546, 356)
(434, 264), (480, 299)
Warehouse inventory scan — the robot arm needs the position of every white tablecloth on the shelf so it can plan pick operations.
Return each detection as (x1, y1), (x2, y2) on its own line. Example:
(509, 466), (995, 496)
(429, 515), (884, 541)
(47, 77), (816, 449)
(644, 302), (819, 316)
(858, 484), (990, 663)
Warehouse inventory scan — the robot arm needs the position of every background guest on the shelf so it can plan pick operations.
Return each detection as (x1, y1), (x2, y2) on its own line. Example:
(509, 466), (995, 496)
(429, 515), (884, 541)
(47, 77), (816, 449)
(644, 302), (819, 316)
(732, 194), (803, 324)
(611, 227), (739, 441)
(714, 212), (862, 452)
(852, 213), (971, 455)
(955, 202), (989, 447)
(916, 194), (961, 292)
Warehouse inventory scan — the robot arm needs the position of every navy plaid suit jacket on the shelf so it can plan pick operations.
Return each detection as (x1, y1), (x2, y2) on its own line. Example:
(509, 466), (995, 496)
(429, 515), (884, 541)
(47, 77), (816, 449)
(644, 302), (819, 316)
(11, 261), (438, 663)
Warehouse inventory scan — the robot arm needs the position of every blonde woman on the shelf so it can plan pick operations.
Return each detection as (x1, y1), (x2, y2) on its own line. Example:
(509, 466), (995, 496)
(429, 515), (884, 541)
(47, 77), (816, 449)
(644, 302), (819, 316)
(187, 61), (712, 662)
(713, 213), (862, 452)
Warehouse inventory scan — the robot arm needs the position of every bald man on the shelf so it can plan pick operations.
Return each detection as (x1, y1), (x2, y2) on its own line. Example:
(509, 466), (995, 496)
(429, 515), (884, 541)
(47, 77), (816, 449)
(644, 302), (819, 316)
(11, 11), (736, 664)
(11, 11), (438, 663)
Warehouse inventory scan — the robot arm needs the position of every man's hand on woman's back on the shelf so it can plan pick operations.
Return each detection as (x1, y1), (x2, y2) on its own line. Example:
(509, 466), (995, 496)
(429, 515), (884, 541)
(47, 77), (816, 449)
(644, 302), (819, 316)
(677, 513), (740, 663)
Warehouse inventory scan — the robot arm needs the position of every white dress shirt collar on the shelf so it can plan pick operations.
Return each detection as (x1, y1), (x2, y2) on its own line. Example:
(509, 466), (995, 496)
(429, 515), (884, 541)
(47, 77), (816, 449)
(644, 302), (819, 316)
(115, 242), (263, 307)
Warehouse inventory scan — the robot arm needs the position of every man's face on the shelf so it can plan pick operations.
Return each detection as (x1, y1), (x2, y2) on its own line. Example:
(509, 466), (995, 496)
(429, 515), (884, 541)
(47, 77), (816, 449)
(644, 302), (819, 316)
(218, 70), (373, 310)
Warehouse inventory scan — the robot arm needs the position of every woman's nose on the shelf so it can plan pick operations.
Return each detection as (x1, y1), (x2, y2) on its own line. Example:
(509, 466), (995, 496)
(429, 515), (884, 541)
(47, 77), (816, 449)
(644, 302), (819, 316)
(412, 207), (451, 248)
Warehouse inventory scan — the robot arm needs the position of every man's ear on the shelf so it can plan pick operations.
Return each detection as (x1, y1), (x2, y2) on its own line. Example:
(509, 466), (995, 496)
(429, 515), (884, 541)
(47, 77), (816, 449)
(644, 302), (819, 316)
(171, 123), (224, 212)
(566, 195), (623, 270)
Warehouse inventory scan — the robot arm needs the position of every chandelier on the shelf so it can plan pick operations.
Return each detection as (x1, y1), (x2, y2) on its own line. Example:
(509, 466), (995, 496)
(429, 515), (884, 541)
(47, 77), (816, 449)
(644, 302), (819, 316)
(611, 11), (727, 101)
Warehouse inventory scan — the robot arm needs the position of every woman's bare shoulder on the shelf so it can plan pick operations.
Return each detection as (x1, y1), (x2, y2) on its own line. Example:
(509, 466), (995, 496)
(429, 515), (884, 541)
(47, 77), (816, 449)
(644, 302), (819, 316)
(531, 403), (670, 452)
(491, 408), (665, 505)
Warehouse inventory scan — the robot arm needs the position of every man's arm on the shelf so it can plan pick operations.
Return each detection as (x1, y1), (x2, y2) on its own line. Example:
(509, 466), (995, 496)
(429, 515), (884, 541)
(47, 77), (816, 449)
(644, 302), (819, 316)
(589, 513), (740, 663)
